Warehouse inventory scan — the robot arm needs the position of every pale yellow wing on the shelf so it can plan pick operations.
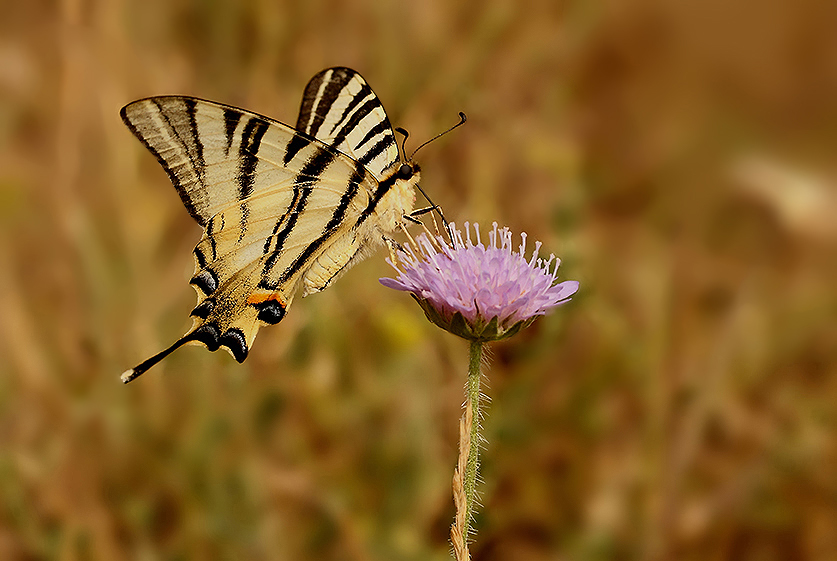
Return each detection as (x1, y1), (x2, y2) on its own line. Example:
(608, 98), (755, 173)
(120, 74), (417, 382)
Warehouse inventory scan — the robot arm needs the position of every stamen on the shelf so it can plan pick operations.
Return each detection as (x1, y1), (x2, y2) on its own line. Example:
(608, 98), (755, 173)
(419, 219), (445, 253)
(501, 228), (511, 251)
(419, 236), (439, 262)
(543, 254), (555, 275)
(529, 241), (542, 266)
(452, 223), (465, 248)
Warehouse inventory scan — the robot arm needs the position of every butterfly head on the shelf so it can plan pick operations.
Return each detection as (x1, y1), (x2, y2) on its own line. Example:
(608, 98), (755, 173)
(393, 113), (466, 237)
(396, 162), (421, 180)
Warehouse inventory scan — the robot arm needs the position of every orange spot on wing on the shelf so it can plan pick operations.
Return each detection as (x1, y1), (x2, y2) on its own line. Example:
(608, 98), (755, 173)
(247, 292), (284, 306)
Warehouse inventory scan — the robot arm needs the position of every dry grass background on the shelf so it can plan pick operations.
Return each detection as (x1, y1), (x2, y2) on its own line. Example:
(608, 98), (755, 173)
(2, 0), (837, 559)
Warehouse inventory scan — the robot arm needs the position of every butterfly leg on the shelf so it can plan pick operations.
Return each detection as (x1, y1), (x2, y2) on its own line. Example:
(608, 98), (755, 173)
(406, 205), (452, 241)
(409, 205), (437, 218)
(382, 235), (408, 263)
(403, 213), (424, 226)
(413, 184), (452, 239)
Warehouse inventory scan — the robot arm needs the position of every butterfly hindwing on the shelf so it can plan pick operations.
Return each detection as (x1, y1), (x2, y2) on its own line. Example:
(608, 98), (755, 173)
(188, 155), (378, 338)
(121, 68), (420, 382)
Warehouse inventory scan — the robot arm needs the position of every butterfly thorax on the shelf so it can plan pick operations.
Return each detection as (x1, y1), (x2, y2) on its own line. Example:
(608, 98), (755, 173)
(373, 162), (420, 234)
(297, 162), (419, 298)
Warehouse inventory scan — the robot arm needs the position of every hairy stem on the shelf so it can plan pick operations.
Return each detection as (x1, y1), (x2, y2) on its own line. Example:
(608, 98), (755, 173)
(451, 340), (483, 560)
(464, 340), (482, 537)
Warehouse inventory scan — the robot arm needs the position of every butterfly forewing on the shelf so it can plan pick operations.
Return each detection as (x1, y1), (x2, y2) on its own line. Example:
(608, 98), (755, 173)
(120, 68), (418, 382)
(296, 67), (401, 179)
(123, 98), (321, 225)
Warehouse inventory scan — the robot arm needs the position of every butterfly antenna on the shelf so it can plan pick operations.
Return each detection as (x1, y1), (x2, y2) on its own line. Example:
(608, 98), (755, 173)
(400, 113), (466, 241)
(408, 112), (467, 161)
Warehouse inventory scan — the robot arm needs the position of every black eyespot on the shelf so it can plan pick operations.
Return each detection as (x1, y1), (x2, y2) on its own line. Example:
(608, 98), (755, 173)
(397, 163), (412, 179)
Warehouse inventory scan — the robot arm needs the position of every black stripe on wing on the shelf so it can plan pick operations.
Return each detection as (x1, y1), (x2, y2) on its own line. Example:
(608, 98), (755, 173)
(358, 135), (396, 167)
(120, 101), (205, 223)
(355, 166), (405, 227)
(333, 82), (373, 136)
(355, 120), (391, 151)
(150, 98), (207, 189)
(328, 98), (380, 150)
(235, 116), (270, 241)
(283, 133), (312, 166)
(294, 67), (400, 179)
(238, 117), (270, 200)
(274, 160), (368, 286)
(258, 147), (338, 288)
(297, 67), (355, 137)
(222, 108), (241, 157)
(183, 99), (206, 184)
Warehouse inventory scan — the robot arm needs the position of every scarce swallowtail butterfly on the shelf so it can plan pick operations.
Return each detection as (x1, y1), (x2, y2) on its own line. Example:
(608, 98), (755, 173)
(120, 67), (455, 383)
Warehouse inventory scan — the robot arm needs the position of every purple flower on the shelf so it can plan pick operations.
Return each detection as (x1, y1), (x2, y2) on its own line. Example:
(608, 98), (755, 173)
(380, 222), (579, 341)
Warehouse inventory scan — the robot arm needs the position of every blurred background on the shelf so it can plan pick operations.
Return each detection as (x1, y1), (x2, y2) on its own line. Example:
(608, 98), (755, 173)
(2, 0), (837, 559)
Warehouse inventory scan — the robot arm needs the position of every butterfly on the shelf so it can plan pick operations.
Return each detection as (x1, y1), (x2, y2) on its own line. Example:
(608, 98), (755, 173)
(120, 67), (458, 383)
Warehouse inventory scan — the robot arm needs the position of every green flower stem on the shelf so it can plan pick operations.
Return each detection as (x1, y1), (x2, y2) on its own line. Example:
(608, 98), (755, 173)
(463, 340), (483, 544)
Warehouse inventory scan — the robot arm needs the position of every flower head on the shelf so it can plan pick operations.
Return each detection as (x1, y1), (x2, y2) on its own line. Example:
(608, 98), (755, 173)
(380, 222), (578, 341)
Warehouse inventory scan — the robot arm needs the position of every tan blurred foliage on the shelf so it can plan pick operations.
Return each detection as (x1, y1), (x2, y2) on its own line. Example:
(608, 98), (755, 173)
(1, 0), (837, 559)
